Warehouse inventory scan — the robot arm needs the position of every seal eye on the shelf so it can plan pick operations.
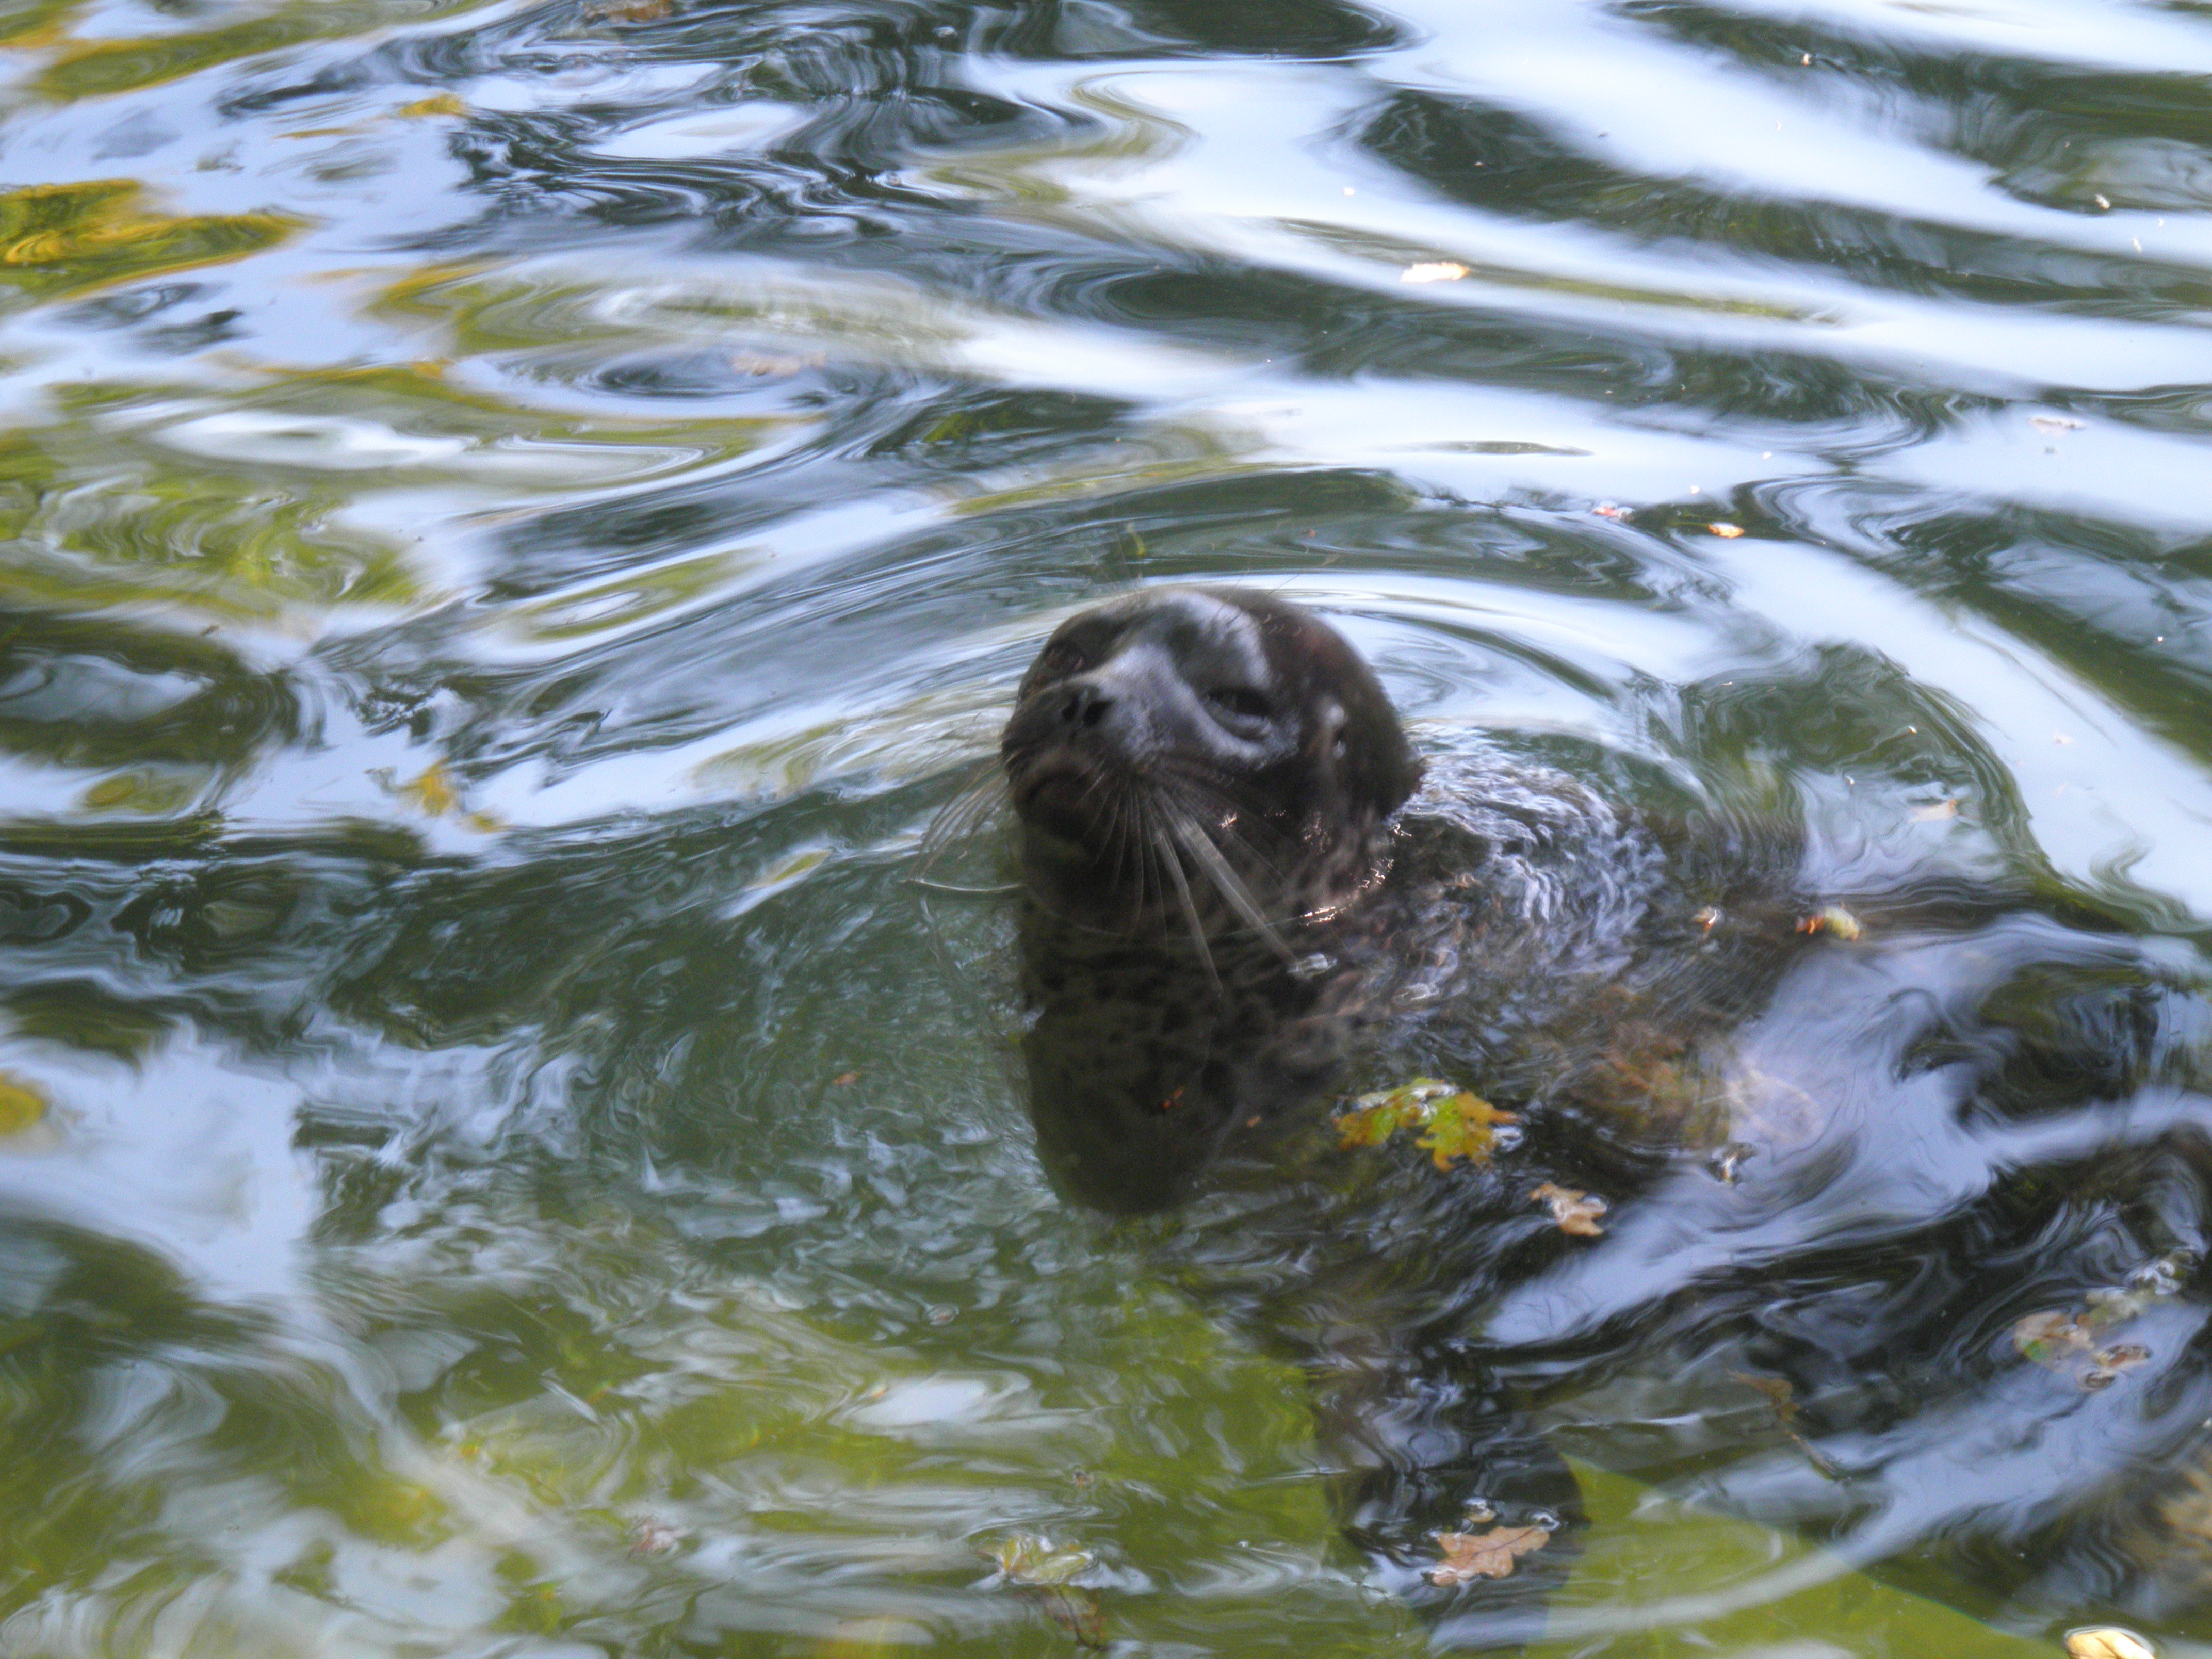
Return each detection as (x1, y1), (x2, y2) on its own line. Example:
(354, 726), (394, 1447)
(1205, 687), (1274, 723)
(1035, 642), (1088, 680)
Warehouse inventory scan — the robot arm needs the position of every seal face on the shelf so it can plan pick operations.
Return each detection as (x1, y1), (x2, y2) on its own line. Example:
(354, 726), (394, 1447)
(1001, 586), (1421, 939)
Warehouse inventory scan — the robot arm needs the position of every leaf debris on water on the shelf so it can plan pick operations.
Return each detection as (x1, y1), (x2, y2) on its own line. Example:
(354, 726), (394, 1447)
(1795, 905), (1863, 940)
(1709, 521), (1746, 538)
(983, 1535), (1105, 1649)
(0, 1073), (47, 1137)
(1339, 1079), (1518, 1172)
(1530, 1182), (1606, 1237)
(1592, 503), (1628, 518)
(1727, 1369), (1844, 1477)
(628, 1517), (687, 1556)
(1909, 798), (1961, 821)
(1429, 1525), (1548, 1585)
(1402, 261), (1469, 283)
(2069, 1630), (2155, 1659)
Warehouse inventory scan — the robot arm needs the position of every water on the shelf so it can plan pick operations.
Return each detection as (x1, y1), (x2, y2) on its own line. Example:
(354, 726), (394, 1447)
(2, 0), (2212, 1651)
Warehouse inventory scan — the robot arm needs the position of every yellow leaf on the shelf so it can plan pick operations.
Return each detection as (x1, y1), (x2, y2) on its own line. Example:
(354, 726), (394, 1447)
(397, 93), (469, 118)
(395, 761), (459, 817)
(1402, 261), (1469, 283)
(1795, 905), (1863, 941)
(0, 1074), (47, 1136)
(1417, 1091), (1517, 1171)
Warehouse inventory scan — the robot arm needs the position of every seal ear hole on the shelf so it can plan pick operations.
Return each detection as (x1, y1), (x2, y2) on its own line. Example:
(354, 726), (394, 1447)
(1205, 687), (1274, 722)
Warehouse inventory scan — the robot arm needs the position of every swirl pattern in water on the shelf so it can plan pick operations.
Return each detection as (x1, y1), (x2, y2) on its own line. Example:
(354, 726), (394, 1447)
(1, 0), (2211, 1652)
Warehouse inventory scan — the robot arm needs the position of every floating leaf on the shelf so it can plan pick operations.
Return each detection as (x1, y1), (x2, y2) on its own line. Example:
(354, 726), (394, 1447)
(1708, 521), (1745, 538)
(2068, 1631), (2155, 1659)
(397, 93), (469, 118)
(392, 761), (459, 818)
(1430, 1525), (1548, 1585)
(1402, 261), (1469, 283)
(1909, 798), (1961, 822)
(1418, 1091), (1517, 1171)
(986, 1534), (1094, 1588)
(1795, 905), (1863, 941)
(1337, 1077), (1456, 1149)
(1530, 1182), (1607, 1237)
(1341, 1080), (1517, 1171)
(0, 1074), (47, 1137)
(628, 1517), (686, 1556)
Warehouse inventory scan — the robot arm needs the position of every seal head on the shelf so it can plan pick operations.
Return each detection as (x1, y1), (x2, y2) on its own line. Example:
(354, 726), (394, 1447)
(1001, 585), (1422, 937)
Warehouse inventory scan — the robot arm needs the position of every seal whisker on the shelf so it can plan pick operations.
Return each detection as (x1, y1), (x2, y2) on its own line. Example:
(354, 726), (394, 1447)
(1146, 796), (1224, 991)
(1163, 806), (1296, 963)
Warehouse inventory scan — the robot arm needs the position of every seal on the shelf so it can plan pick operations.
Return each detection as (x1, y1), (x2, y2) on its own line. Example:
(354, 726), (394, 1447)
(1002, 584), (1794, 1216)
(998, 585), (1808, 1644)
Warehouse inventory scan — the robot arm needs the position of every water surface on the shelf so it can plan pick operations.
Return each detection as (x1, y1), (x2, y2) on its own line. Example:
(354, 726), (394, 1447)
(3, 0), (2212, 1652)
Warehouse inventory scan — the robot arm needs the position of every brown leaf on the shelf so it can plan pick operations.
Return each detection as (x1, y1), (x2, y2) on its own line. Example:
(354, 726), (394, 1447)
(1708, 521), (1746, 538)
(1429, 1525), (1548, 1586)
(1591, 503), (1628, 519)
(1530, 1182), (1607, 1237)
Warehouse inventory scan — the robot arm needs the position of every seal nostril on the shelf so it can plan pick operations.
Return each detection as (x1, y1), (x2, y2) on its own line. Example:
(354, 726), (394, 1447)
(1059, 683), (1114, 729)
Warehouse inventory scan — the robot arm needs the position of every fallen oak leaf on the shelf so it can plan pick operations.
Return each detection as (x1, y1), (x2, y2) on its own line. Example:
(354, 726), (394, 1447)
(1530, 1182), (1606, 1237)
(1430, 1525), (1548, 1585)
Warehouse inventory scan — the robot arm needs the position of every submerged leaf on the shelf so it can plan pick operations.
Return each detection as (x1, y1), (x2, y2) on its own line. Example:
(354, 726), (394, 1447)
(1430, 1525), (1548, 1585)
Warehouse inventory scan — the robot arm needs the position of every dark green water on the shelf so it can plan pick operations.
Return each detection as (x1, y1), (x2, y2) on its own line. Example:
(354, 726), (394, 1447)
(3, 0), (2212, 1653)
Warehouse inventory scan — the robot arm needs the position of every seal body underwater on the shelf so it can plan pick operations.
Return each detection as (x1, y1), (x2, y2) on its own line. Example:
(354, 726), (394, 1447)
(988, 583), (2212, 1647)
